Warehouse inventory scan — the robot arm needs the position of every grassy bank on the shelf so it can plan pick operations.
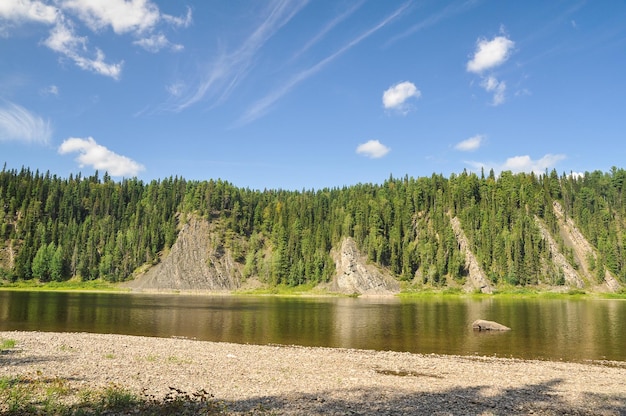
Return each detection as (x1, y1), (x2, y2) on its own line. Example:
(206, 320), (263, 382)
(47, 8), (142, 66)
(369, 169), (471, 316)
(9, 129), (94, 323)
(0, 278), (124, 293)
(1, 278), (625, 299)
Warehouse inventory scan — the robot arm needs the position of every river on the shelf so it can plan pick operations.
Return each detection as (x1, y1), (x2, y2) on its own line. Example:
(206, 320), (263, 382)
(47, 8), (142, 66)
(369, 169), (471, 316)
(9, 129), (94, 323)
(1, 291), (624, 362)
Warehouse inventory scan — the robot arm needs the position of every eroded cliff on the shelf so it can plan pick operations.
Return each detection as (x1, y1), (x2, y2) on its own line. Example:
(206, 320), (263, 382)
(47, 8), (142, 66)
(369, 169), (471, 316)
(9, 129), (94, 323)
(125, 217), (243, 291)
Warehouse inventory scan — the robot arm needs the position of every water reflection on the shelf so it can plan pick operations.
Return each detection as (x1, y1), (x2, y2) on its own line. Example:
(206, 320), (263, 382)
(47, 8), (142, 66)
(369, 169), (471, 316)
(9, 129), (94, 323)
(0, 291), (624, 362)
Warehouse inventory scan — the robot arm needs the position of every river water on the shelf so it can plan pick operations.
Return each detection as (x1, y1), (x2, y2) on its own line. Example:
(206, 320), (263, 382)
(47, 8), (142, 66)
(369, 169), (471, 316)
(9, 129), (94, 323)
(1, 291), (624, 362)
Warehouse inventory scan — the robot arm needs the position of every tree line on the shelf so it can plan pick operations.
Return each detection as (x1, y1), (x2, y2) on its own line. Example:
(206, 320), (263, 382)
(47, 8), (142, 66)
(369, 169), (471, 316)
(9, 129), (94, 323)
(1, 164), (624, 287)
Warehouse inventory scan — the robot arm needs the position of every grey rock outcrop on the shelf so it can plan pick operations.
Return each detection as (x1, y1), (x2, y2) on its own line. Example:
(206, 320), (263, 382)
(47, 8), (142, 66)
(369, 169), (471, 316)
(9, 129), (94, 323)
(534, 215), (585, 289)
(449, 216), (493, 294)
(330, 238), (400, 295)
(125, 217), (242, 291)
(552, 201), (621, 292)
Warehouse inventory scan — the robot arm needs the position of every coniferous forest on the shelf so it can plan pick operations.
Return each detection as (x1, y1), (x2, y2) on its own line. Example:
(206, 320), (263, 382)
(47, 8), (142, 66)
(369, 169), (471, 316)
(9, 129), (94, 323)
(1, 164), (625, 289)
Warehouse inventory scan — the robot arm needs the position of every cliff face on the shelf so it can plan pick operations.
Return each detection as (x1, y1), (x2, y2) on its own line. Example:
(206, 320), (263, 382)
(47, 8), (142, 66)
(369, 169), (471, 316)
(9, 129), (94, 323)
(449, 216), (493, 294)
(330, 237), (400, 295)
(552, 201), (621, 292)
(127, 218), (402, 295)
(125, 217), (243, 291)
(125, 208), (622, 293)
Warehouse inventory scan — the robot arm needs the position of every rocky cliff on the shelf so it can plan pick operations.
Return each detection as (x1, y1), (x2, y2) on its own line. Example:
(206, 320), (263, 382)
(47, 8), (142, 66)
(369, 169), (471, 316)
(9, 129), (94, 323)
(125, 217), (243, 291)
(126, 207), (622, 294)
(126, 218), (401, 295)
(449, 216), (493, 294)
(329, 237), (400, 295)
(552, 201), (621, 292)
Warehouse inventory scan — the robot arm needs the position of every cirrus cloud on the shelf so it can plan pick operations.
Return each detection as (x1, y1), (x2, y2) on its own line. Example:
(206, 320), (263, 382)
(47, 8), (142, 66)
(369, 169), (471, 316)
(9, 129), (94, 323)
(356, 140), (390, 159)
(382, 81), (421, 112)
(0, 101), (52, 145)
(58, 136), (145, 177)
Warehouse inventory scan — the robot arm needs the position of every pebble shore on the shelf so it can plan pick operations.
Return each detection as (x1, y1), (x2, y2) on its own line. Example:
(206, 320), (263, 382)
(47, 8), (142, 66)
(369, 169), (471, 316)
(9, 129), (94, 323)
(1, 331), (625, 415)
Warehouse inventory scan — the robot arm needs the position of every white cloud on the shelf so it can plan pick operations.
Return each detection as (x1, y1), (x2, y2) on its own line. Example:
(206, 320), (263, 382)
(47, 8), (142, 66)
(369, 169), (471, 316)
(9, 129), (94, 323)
(41, 85), (59, 96)
(60, 0), (160, 34)
(133, 33), (183, 53)
(58, 137), (145, 176)
(454, 135), (484, 152)
(0, 101), (51, 145)
(502, 154), (566, 173)
(2, 1), (190, 78)
(166, 82), (185, 97)
(356, 140), (390, 159)
(44, 20), (123, 79)
(162, 7), (192, 28)
(467, 35), (515, 73)
(0, 0), (58, 25)
(382, 81), (421, 112)
(467, 154), (566, 175)
(480, 76), (506, 106)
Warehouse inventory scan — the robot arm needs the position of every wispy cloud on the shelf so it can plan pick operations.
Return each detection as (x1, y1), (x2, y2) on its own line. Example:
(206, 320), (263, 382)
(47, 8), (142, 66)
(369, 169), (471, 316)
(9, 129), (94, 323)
(58, 137), (145, 177)
(162, 7), (193, 28)
(386, 0), (481, 46)
(356, 140), (390, 159)
(172, 0), (309, 112)
(0, 100), (52, 145)
(454, 135), (484, 151)
(133, 33), (183, 53)
(44, 19), (123, 80)
(40, 85), (59, 96)
(467, 153), (566, 174)
(238, 2), (411, 125)
(480, 76), (506, 106)
(290, 1), (364, 61)
(382, 81), (421, 114)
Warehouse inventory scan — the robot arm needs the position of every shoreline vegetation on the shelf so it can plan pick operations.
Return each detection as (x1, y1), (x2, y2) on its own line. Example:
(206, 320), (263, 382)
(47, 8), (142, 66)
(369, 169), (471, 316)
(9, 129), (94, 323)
(2, 331), (625, 415)
(1, 278), (625, 299)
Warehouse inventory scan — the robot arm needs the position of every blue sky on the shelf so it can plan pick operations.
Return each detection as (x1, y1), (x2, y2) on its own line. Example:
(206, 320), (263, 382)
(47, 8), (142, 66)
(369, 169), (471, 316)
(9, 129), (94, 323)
(1, 1), (625, 190)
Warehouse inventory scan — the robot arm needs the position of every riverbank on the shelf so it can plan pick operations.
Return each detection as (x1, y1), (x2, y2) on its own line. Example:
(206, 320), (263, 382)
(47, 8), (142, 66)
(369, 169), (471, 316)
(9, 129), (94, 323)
(1, 331), (625, 415)
(2, 279), (625, 300)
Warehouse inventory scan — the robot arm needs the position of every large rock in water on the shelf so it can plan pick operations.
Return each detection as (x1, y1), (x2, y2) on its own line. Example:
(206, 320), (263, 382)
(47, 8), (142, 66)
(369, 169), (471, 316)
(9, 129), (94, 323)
(472, 319), (511, 331)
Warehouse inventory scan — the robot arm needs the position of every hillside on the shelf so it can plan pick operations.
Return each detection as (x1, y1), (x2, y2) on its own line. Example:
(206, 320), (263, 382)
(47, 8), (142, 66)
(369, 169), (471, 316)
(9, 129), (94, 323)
(0, 166), (625, 293)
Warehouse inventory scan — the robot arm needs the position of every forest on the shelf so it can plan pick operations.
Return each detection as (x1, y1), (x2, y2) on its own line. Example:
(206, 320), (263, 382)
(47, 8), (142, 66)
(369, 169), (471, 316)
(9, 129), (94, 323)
(0, 164), (625, 289)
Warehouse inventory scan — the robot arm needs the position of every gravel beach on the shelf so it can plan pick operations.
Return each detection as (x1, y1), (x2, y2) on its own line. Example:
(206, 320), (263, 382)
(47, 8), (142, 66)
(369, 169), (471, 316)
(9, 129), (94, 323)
(1, 331), (625, 415)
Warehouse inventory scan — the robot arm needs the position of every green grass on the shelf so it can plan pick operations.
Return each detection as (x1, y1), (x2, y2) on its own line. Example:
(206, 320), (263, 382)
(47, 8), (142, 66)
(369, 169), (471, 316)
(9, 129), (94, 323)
(0, 376), (233, 415)
(396, 285), (626, 300)
(1, 339), (16, 352)
(233, 282), (341, 297)
(0, 278), (126, 293)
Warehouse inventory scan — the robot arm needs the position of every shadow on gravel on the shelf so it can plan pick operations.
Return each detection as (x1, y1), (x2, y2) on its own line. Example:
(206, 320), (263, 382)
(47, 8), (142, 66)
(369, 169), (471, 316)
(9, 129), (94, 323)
(221, 378), (626, 415)
(1, 378), (625, 415)
(0, 353), (70, 367)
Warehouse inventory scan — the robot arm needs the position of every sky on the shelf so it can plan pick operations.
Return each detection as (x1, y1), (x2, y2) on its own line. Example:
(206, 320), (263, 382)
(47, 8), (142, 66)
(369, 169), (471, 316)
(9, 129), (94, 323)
(1, 0), (625, 191)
